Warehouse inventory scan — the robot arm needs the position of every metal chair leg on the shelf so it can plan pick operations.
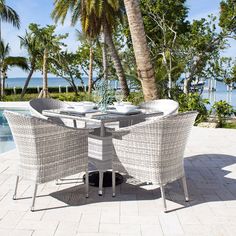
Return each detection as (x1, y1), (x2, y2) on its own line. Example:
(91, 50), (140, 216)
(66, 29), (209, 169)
(13, 176), (19, 200)
(182, 176), (189, 202)
(112, 169), (116, 197)
(85, 170), (89, 198)
(98, 171), (104, 196)
(160, 185), (167, 212)
(31, 183), (38, 212)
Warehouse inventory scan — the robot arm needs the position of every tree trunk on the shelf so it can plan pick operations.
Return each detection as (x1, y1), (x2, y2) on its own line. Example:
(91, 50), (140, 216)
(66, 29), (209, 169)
(183, 78), (191, 94)
(123, 0), (158, 101)
(20, 64), (35, 100)
(39, 49), (49, 98)
(0, 70), (2, 99)
(102, 32), (108, 81)
(88, 46), (93, 94)
(0, 71), (1, 100)
(2, 71), (6, 96)
(70, 79), (78, 95)
(103, 20), (129, 98)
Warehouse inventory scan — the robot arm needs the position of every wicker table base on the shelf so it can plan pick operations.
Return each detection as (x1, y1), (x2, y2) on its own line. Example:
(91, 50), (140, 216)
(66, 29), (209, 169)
(84, 171), (123, 188)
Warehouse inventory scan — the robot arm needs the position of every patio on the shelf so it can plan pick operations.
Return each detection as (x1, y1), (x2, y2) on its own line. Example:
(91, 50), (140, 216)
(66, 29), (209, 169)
(0, 126), (236, 236)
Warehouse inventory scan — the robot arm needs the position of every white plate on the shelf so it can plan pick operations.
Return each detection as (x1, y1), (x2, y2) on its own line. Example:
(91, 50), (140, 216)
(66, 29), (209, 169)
(107, 109), (141, 115)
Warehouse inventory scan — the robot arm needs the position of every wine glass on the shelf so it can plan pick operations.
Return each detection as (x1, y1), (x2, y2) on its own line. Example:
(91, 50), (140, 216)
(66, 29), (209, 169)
(115, 89), (124, 104)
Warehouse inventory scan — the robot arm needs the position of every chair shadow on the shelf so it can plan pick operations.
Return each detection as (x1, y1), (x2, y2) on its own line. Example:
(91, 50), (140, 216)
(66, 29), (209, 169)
(44, 154), (236, 212)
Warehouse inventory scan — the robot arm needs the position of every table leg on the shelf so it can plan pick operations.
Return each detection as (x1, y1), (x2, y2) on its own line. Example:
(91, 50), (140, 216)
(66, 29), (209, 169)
(100, 122), (105, 137)
(99, 171), (104, 196)
(73, 120), (77, 128)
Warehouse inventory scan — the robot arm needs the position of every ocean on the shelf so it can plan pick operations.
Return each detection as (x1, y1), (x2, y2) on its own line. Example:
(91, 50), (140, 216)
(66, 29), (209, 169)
(4, 77), (236, 108)
(5, 77), (86, 88)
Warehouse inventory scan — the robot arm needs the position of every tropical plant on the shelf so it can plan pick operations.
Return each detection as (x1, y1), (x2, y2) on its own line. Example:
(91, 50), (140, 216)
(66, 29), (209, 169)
(0, 40), (28, 98)
(211, 100), (234, 127)
(52, 0), (130, 97)
(0, 0), (20, 40)
(49, 51), (83, 95)
(177, 93), (209, 124)
(123, 0), (158, 101)
(140, 0), (189, 97)
(28, 23), (67, 98)
(19, 30), (41, 99)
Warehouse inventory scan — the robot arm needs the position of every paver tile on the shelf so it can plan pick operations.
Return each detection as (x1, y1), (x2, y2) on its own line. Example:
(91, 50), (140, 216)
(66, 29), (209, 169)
(0, 127), (236, 236)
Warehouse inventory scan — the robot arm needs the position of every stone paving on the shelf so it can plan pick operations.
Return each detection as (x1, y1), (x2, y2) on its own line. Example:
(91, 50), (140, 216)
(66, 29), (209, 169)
(0, 126), (236, 236)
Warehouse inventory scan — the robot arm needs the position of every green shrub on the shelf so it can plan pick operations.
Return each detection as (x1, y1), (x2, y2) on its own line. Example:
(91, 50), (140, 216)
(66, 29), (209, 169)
(177, 93), (209, 124)
(211, 100), (234, 127)
(127, 92), (144, 105)
(2, 92), (92, 102)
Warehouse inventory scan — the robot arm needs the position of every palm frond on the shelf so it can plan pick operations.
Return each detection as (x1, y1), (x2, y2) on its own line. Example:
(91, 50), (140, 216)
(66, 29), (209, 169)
(0, 3), (20, 28)
(4, 56), (29, 71)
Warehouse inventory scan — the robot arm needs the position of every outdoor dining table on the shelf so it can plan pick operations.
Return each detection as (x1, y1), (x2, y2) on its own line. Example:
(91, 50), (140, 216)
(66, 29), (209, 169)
(42, 107), (163, 195)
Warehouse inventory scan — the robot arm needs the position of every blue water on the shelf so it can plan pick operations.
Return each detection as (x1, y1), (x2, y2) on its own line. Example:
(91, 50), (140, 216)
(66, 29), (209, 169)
(202, 81), (236, 108)
(5, 77), (87, 88)
(0, 109), (29, 154)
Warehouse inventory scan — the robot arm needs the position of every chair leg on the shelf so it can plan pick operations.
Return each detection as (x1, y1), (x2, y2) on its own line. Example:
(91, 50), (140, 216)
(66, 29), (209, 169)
(98, 171), (104, 196)
(160, 185), (167, 212)
(85, 170), (89, 198)
(31, 183), (38, 212)
(182, 176), (189, 202)
(13, 176), (19, 200)
(112, 169), (116, 197)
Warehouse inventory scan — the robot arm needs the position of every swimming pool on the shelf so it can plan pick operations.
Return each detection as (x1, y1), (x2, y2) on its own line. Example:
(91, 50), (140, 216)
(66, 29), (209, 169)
(0, 108), (29, 154)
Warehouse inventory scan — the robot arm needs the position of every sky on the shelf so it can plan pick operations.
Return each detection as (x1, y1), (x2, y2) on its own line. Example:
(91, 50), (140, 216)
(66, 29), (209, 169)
(3, 0), (235, 77)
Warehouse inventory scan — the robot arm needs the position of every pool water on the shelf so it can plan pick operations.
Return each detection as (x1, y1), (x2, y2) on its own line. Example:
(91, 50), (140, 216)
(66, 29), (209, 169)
(0, 109), (28, 154)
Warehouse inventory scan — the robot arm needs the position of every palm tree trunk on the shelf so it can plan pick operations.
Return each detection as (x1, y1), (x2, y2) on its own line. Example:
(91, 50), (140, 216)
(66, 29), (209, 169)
(102, 32), (108, 81)
(0, 70), (2, 100)
(103, 20), (129, 97)
(123, 0), (158, 101)
(88, 46), (93, 94)
(2, 72), (6, 96)
(39, 49), (49, 98)
(0, 69), (4, 98)
(20, 64), (35, 100)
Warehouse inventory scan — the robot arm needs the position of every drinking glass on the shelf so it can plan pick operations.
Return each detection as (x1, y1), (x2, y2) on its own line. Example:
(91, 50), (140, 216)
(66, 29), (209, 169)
(115, 89), (124, 104)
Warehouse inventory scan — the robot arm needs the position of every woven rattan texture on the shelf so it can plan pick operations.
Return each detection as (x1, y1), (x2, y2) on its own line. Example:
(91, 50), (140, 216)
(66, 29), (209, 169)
(112, 111), (197, 185)
(4, 111), (89, 184)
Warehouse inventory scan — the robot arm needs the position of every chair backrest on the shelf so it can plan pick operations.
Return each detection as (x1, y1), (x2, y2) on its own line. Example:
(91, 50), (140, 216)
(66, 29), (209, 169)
(29, 98), (67, 124)
(112, 111), (197, 184)
(140, 99), (179, 116)
(4, 110), (89, 183)
(4, 111), (45, 175)
(4, 110), (52, 156)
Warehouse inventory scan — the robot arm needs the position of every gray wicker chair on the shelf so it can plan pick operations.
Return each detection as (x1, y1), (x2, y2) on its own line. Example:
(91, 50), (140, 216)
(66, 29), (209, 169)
(4, 111), (90, 211)
(111, 111), (198, 212)
(140, 99), (179, 116)
(29, 98), (69, 125)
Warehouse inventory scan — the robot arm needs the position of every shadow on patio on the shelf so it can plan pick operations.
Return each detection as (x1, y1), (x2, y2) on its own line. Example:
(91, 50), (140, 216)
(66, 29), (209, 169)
(39, 154), (236, 212)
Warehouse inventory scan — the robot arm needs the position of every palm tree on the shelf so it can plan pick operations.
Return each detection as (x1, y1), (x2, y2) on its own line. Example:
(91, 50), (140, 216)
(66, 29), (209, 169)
(28, 24), (66, 98)
(123, 0), (158, 101)
(0, 40), (28, 98)
(0, 0), (20, 40)
(19, 31), (41, 99)
(52, 0), (130, 97)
